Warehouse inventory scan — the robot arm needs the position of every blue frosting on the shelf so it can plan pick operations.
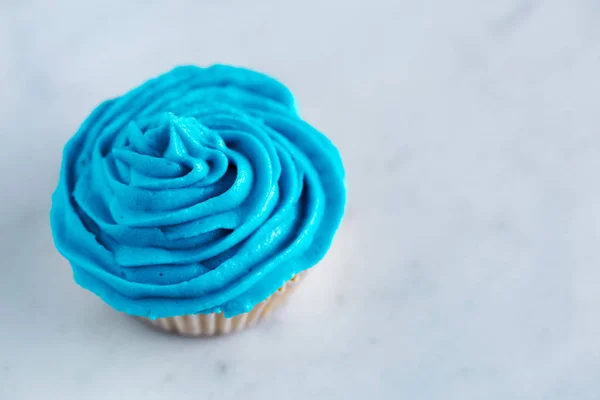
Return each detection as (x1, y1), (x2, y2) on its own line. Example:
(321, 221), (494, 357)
(50, 65), (346, 318)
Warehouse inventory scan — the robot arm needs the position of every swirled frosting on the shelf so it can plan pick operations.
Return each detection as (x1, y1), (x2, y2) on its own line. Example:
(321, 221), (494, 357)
(50, 65), (346, 318)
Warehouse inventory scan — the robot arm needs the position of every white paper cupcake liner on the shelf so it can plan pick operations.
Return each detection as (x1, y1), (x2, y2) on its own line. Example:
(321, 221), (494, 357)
(138, 271), (307, 337)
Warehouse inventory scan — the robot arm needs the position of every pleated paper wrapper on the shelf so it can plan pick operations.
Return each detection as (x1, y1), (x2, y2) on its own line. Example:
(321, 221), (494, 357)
(138, 271), (307, 336)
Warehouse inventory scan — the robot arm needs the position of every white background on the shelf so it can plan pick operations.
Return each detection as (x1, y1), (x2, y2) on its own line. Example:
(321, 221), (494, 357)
(1, 0), (599, 399)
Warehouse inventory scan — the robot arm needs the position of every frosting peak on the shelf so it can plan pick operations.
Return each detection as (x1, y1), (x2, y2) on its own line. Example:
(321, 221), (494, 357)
(50, 65), (346, 318)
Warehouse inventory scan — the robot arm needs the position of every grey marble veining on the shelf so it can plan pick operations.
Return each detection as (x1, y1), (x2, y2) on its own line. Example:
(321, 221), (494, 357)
(1, 0), (599, 399)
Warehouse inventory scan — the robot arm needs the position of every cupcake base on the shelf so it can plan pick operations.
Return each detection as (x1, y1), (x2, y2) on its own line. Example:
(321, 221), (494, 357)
(138, 271), (307, 337)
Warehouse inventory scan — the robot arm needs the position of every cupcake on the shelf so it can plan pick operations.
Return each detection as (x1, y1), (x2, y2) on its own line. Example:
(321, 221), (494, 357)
(50, 65), (346, 336)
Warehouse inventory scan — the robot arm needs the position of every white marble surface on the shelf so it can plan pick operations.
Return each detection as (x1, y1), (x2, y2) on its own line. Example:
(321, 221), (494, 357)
(1, 0), (600, 398)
